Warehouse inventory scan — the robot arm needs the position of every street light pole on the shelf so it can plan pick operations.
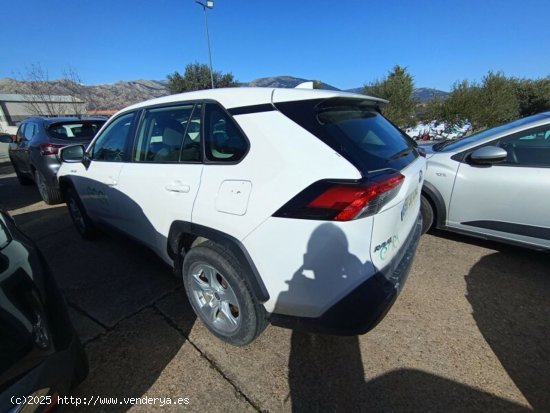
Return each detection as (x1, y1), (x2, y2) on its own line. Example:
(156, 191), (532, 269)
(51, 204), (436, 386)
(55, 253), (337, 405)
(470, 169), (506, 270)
(195, 0), (215, 89)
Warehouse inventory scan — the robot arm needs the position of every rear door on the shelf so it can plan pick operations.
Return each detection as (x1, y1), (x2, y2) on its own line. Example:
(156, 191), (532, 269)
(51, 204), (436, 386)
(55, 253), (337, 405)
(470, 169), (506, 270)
(448, 124), (550, 248)
(115, 103), (203, 260)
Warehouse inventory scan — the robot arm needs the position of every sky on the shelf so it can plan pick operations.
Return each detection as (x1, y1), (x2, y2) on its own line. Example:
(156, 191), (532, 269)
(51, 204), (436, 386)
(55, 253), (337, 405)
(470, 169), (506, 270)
(2, 0), (549, 91)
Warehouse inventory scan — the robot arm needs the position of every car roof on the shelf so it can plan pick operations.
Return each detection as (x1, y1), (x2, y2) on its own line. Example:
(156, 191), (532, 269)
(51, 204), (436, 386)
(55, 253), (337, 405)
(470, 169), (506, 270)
(120, 87), (387, 114)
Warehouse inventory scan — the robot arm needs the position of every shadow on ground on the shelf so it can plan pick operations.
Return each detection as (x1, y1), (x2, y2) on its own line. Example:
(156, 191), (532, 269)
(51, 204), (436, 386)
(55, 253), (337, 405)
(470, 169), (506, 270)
(285, 225), (538, 412)
(466, 249), (550, 412)
(0, 164), (42, 211)
(288, 333), (530, 412)
(11, 206), (197, 410)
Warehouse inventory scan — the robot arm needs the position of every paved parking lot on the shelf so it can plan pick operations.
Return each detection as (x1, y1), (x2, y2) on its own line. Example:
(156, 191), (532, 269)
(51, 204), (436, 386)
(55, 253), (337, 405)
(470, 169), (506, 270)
(1, 144), (548, 412)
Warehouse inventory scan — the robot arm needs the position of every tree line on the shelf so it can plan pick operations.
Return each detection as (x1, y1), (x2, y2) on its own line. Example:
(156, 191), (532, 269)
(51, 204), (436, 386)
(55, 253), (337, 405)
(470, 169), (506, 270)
(363, 66), (550, 131)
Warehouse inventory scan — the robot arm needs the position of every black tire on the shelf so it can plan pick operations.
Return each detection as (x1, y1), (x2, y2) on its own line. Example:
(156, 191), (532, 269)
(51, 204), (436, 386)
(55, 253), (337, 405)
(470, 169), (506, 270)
(420, 194), (434, 234)
(35, 169), (63, 204)
(66, 187), (97, 240)
(182, 241), (267, 346)
(12, 162), (33, 185)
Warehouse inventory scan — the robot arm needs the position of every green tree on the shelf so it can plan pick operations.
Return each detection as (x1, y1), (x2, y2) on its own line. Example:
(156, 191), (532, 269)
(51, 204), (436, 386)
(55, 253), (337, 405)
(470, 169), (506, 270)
(476, 71), (519, 128)
(428, 72), (528, 131)
(167, 63), (238, 93)
(364, 65), (415, 127)
(436, 80), (482, 128)
(512, 77), (550, 117)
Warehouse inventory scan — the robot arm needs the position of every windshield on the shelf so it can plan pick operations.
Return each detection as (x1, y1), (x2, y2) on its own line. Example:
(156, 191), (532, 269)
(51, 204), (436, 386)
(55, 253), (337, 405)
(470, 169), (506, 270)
(47, 120), (106, 140)
(434, 113), (550, 152)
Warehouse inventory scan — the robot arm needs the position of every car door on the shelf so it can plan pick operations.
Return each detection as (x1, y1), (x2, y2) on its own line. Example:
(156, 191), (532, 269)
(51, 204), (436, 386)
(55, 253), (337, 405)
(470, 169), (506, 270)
(9, 123), (33, 174)
(115, 103), (203, 261)
(70, 111), (138, 225)
(448, 124), (550, 248)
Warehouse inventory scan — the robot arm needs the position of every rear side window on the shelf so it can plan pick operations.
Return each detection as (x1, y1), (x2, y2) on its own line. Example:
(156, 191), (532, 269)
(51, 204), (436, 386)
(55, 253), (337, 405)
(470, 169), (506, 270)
(275, 98), (417, 173)
(204, 103), (248, 163)
(47, 121), (105, 140)
(134, 104), (199, 163)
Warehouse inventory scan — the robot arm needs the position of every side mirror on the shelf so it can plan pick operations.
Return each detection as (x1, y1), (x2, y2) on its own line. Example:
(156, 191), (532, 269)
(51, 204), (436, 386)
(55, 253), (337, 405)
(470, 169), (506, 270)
(59, 144), (85, 163)
(470, 146), (508, 165)
(0, 133), (13, 143)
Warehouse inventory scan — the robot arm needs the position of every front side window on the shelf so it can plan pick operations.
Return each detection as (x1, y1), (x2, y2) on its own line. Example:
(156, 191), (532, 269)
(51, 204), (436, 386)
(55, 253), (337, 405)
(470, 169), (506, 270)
(494, 125), (550, 167)
(134, 104), (198, 163)
(23, 123), (36, 140)
(90, 112), (136, 161)
(204, 103), (248, 162)
(16, 124), (26, 142)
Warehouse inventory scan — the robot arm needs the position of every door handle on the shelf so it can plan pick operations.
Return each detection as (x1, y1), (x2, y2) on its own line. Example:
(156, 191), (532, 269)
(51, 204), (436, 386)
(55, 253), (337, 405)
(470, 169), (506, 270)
(165, 183), (190, 193)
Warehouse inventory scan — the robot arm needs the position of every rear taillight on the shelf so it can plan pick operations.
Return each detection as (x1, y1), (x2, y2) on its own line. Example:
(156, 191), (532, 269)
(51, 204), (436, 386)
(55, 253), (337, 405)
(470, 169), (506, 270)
(39, 143), (64, 156)
(274, 172), (405, 221)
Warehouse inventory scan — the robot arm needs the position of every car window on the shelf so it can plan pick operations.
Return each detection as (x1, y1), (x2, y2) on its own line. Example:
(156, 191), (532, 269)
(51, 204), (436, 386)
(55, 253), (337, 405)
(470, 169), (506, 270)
(436, 112), (550, 152)
(0, 216), (10, 249)
(90, 112), (136, 162)
(204, 103), (248, 162)
(47, 121), (105, 140)
(275, 98), (417, 173)
(494, 125), (550, 167)
(16, 124), (26, 142)
(134, 104), (197, 163)
(23, 123), (36, 140)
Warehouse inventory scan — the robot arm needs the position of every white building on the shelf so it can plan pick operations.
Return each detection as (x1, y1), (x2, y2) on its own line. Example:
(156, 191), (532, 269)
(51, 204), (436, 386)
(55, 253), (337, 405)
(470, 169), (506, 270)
(0, 93), (86, 134)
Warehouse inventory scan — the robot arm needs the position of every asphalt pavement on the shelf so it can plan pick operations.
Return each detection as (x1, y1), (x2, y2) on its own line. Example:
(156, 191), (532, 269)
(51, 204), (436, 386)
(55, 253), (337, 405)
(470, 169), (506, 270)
(0, 144), (548, 412)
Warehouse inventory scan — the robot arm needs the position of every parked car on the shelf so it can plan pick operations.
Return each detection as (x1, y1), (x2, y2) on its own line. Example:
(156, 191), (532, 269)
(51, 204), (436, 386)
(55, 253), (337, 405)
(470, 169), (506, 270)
(0, 209), (88, 412)
(4, 117), (106, 204)
(420, 112), (550, 249)
(57, 88), (425, 346)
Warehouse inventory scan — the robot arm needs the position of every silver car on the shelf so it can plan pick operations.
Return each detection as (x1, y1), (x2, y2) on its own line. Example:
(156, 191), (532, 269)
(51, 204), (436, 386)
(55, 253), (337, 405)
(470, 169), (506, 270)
(420, 112), (550, 250)
(4, 117), (105, 204)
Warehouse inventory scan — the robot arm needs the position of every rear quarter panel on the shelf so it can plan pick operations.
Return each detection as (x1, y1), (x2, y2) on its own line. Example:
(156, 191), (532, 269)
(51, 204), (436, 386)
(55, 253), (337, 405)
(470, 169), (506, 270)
(191, 110), (361, 241)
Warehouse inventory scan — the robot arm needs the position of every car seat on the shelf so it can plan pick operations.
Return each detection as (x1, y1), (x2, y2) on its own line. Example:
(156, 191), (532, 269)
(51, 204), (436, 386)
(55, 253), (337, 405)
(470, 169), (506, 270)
(153, 118), (185, 162)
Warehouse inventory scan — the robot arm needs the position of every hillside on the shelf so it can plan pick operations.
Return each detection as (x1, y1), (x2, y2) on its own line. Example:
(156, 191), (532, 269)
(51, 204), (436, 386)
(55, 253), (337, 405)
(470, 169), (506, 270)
(0, 78), (168, 110)
(0, 76), (447, 109)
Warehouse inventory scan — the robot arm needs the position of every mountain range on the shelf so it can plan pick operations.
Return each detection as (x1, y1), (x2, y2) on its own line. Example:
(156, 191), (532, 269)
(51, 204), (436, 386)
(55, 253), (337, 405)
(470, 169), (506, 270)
(0, 76), (448, 110)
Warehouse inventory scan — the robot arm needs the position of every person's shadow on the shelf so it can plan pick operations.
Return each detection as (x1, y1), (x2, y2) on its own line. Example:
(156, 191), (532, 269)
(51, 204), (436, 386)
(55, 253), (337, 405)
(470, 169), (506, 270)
(274, 223), (366, 319)
(280, 224), (532, 412)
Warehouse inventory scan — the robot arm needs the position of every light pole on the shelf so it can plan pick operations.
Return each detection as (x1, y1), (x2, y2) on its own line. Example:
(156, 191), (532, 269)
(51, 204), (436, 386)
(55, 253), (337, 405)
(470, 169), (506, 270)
(195, 0), (215, 89)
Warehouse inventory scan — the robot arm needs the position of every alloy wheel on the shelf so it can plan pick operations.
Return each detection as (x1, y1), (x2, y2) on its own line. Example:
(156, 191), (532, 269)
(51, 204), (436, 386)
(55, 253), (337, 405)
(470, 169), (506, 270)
(189, 263), (241, 334)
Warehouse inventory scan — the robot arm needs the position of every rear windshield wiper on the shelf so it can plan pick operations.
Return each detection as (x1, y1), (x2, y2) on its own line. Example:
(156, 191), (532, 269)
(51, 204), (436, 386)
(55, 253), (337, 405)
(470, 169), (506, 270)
(388, 148), (411, 160)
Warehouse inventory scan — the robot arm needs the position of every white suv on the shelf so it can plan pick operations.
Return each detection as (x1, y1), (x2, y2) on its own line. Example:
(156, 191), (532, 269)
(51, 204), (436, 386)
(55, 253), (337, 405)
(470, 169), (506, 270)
(58, 88), (425, 345)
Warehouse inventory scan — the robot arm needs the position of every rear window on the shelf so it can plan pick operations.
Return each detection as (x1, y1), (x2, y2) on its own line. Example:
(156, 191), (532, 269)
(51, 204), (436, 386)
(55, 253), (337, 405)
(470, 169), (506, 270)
(47, 120), (105, 140)
(275, 98), (417, 173)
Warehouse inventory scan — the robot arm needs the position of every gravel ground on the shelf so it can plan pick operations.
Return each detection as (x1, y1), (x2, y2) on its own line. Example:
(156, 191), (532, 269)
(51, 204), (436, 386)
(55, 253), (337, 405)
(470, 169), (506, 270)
(1, 147), (548, 412)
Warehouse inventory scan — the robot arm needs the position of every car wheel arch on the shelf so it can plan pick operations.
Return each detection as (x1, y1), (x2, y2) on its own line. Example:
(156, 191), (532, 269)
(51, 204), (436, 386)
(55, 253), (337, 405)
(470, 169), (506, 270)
(168, 221), (270, 303)
(421, 181), (447, 228)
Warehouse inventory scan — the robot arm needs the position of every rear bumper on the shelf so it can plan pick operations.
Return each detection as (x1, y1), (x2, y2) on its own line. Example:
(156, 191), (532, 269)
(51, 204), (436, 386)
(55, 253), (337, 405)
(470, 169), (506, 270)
(269, 213), (422, 335)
